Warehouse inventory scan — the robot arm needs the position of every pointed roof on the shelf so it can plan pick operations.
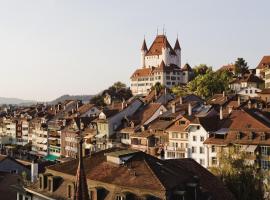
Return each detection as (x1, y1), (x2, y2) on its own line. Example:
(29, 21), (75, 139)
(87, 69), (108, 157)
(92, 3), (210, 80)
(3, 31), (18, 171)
(146, 35), (176, 56)
(74, 118), (90, 200)
(256, 55), (270, 69)
(182, 63), (192, 71)
(141, 39), (148, 51)
(174, 38), (181, 50)
(160, 60), (166, 69)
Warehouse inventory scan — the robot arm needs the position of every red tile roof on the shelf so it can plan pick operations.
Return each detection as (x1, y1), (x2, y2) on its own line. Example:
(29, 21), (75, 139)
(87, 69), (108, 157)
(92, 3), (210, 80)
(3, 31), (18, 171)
(145, 35), (176, 56)
(256, 55), (270, 69)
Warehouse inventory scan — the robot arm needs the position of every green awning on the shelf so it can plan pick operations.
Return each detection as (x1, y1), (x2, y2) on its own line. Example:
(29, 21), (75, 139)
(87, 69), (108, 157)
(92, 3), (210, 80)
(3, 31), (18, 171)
(44, 154), (59, 161)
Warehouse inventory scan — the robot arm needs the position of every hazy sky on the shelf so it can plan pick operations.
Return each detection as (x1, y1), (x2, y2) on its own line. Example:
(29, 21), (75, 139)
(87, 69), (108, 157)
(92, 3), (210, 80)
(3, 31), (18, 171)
(0, 0), (269, 101)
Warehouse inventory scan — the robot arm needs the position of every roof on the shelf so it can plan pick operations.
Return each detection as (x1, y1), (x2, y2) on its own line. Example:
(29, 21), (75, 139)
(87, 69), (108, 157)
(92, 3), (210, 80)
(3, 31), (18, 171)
(182, 63), (192, 71)
(36, 148), (234, 200)
(145, 35), (176, 56)
(258, 88), (270, 94)
(218, 64), (236, 72)
(256, 55), (270, 69)
(141, 39), (148, 51)
(230, 73), (264, 84)
(174, 38), (181, 50)
(130, 103), (163, 125)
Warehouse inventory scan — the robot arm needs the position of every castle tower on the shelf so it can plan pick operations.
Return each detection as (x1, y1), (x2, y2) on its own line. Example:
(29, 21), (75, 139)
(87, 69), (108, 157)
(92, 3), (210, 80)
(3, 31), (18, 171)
(174, 37), (181, 67)
(141, 38), (148, 68)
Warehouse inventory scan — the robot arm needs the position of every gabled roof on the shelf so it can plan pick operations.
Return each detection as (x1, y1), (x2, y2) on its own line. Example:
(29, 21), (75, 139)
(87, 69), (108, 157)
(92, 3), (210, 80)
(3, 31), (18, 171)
(182, 63), (192, 71)
(256, 55), (270, 69)
(43, 148), (234, 200)
(145, 35), (176, 56)
(229, 73), (264, 84)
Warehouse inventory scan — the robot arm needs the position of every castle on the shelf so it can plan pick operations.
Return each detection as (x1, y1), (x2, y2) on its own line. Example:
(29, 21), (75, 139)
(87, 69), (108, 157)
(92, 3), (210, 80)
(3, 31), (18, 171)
(130, 34), (193, 95)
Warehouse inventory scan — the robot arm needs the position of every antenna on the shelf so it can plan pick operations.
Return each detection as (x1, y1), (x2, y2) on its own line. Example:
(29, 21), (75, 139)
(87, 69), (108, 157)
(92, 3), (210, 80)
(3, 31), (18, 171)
(162, 24), (165, 35)
(156, 27), (159, 35)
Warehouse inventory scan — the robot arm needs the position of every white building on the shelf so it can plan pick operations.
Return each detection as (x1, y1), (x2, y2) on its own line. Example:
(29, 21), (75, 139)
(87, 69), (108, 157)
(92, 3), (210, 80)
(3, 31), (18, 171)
(131, 34), (193, 95)
(237, 87), (261, 98)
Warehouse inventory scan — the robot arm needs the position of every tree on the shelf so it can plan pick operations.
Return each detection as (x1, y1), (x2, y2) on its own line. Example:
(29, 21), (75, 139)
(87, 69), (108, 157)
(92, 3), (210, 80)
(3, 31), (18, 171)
(234, 58), (249, 75)
(90, 95), (105, 107)
(210, 147), (265, 200)
(171, 85), (188, 97)
(187, 70), (232, 98)
(193, 64), (212, 77)
(112, 81), (127, 90)
(151, 82), (164, 94)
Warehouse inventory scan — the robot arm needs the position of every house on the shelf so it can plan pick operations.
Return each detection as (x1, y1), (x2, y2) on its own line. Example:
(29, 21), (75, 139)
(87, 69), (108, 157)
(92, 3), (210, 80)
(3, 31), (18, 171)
(93, 98), (143, 150)
(229, 73), (264, 92)
(130, 34), (187, 95)
(256, 55), (270, 78)
(237, 86), (261, 98)
(120, 103), (167, 145)
(257, 88), (270, 103)
(204, 109), (270, 169)
(18, 148), (235, 200)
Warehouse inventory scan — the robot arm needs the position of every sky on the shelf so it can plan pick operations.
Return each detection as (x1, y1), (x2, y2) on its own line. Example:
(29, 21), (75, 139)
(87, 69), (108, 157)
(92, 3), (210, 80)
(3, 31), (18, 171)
(0, 0), (269, 101)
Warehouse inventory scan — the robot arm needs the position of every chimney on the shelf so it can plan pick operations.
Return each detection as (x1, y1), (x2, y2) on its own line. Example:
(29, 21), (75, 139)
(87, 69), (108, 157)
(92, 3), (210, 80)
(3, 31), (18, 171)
(228, 106), (233, 114)
(188, 103), (192, 116)
(76, 102), (80, 110)
(219, 105), (223, 120)
(31, 160), (38, 183)
(238, 96), (241, 106)
(223, 91), (225, 97)
(172, 103), (176, 114)
(179, 96), (183, 105)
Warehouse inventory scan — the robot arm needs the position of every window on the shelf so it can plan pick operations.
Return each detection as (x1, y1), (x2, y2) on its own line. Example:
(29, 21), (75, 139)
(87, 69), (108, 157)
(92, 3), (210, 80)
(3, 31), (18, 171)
(167, 152), (175, 158)
(116, 195), (125, 200)
(212, 157), (217, 165)
(211, 145), (216, 153)
(180, 120), (186, 125)
(19, 194), (23, 200)
(172, 132), (179, 138)
(245, 90), (248, 94)
(200, 159), (205, 165)
(193, 136), (196, 141)
(261, 146), (270, 156)
(186, 133), (188, 139)
(200, 147), (205, 154)
(261, 160), (270, 170)
(67, 185), (73, 199)
(200, 136), (204, 142)
(197, 126), (200, 130)
(172, 142), (178, 148)
(192, 147), (196, 153)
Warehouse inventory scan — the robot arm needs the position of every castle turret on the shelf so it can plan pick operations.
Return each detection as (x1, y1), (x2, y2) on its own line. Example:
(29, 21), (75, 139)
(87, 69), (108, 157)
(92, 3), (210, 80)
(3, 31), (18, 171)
(174, 38), (181, 67)
(162, 36), (170, 65)
(141, 38), (148, 68)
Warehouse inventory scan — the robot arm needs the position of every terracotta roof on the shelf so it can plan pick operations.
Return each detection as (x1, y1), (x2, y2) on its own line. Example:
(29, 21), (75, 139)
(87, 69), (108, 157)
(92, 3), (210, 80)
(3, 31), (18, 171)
(230, 73), (264, 84)
(131, 67), (153, 78)
(40, 148), (234, 200)
(256, 55), (270, 69)
(131, 103), (163, 125)
(145, 35), (176, 56)
(218, 64), (236, 72)
(258, 88), (270, 94)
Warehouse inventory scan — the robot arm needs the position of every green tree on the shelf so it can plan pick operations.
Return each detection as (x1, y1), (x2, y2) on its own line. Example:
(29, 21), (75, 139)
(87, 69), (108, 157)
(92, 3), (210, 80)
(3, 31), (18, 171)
(193, 64), (212, 77)
(210, 147), (265, 200)
(171, 85), (188, 97)
(235, 58), (249, 75)
(151, 82), (164, 95)
(112, 81), (127, 90)
(187, 70), (232, 98)
(90, 95), (105, 107)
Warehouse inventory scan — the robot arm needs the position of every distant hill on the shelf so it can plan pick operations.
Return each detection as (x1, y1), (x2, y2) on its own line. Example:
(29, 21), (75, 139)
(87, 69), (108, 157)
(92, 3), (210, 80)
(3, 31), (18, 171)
(50, 95), (94, 105)
(0, 97), (37, 106)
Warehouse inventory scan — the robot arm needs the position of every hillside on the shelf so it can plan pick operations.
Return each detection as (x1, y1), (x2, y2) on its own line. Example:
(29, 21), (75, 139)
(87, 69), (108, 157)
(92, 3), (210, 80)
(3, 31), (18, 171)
(50, 94), (94, 104)
(0, 97), (37, 105)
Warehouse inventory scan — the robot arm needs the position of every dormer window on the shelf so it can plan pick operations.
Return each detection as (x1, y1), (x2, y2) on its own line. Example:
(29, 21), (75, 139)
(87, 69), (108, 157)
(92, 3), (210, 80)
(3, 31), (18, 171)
(248, 132), (254, 140)
(261, 133), (266, 141)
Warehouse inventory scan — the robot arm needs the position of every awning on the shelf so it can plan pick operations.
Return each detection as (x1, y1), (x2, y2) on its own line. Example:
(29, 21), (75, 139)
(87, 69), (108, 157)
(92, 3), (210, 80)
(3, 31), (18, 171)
(95, 133), (106, 139)
(44, 154), (59, 161)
